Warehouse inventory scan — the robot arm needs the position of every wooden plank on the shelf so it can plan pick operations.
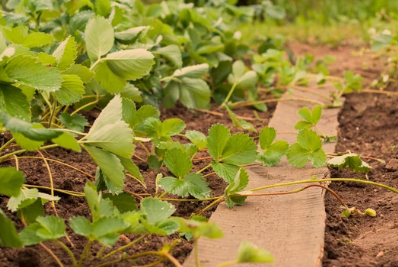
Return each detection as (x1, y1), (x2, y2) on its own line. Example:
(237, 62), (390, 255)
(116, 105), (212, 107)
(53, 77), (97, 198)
(184, 87), (341, 267)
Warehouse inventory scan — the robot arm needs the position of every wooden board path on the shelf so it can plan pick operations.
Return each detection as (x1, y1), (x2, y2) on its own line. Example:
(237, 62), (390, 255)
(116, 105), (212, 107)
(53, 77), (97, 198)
(184, 87), (341, 267)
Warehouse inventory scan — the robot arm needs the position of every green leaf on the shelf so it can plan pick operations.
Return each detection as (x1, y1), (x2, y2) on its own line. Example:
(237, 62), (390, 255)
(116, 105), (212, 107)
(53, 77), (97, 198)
(4, 55), (62, 92)
(159, 173), (211, 199)
(295, 106), (323, 130)
(183, 173), (211, 199)
(95, 0), (111, 17)
(52, 132), (81, 152)
(164, 77), (211, 109)
(7, 188), (39, 212)
(164, 148), (192, 178)
(327, 153), (371, 173)
(93, 49), (154, 92)
(118, 156), (144, 183)
(59, 112), (88, 133)
(52, 36), (77, 71)
(19, 199), (43, 225)
(53, 74), (85, 105)
(207, 124), (231, 161)
(229, 61), (257, 88)
(156, 45), (182, 68)
(221, 133), (257, 165)
(12, 132), (43, 151)
(120, 84), (142, 103)
(174, 63), (208, 78)
(186, 130), (207, 150)
(114, 26), (149, 43)
(259, 126), (276, 150)
(84, 182), (100, 221)
(92, 217), (127, 247)
(35, 216), (66, 240)
(132, 105), (159, 128)
(19, 223), (44, 246)
(84, 95), (134, 158)
(102, 193), (138, 213)
(1, 26), (28, 44)
(85, 16), (114, 62)
(1, 115), (61, 141)
(62, 64), (94, 83)
(257, 141), (289, 167)
(140, 198), (175, 224)
(287, 129), (326, 168)
(0, 85), (31, 121)
(0, 167), (24, 197)
(226, 168), (249, 194)
(179, 219), (223, 239)
(22, 32), (53, 48)
(0, 209), (23, 248)
(237, 241), (274, 263)
(84, 146), (125, 194)
(211, 162), (239, 183)
(70, 216), (92, 236)
(147, 155), (162, 170)
(161, 118), (185, 136)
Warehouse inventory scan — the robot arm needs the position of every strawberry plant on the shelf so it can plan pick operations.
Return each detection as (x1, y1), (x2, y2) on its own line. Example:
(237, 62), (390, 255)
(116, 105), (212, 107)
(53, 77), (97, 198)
(1, 0), (398, 266)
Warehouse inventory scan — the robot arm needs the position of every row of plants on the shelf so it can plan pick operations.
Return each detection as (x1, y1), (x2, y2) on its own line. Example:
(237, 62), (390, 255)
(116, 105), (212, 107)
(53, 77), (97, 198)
(1, 0), (398, 266)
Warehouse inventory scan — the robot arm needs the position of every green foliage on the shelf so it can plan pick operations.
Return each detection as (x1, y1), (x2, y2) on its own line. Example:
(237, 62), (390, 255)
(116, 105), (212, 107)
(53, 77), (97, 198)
(257, 126), (289, 166)
(295, 106), (323, 130)
(328, 153), (371, 173)
(20, 216), (66, 245)
(207, 124), (257, 165)
(287, 129), (326, 168)
(0, 168), (24, 197)
(225, 168), (249, 208)
(0, 209), (23, 248)
(237, 241), (274, 263)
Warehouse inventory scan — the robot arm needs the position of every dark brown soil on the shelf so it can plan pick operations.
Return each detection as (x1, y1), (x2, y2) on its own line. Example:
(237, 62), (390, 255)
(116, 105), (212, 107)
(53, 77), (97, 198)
(289, 43), (398, 267)
(0, 102), (274, 267)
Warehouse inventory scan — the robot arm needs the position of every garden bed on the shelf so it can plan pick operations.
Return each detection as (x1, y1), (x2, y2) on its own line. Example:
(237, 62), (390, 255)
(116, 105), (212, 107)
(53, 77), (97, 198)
(0, 103), (275, 267)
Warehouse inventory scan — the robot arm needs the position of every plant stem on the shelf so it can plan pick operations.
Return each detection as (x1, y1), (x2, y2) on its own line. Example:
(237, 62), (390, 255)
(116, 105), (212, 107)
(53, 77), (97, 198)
(194, 197), (224, 216)
(248, 178), (398, 194)
(13, 155), (19, 171)
(48, 101), (57, 129)
(203, 172), (216, 178)
(40, 243), (64, 267)
(193, 156), (213, 161)
(56, 240), (77, 266)
(37, 151), (58, 213)
(78, 240), (92, 266)
(126, 173), (147, 188)
(0, 144), (59, 162)
(163, 252), (182, 267)
(160, 196), (221, 202)
(215, 260), (239, 267)
(139, 142), (151, 156)
(196, 164), (212, 174)
(101, 235), (147, 260)
(58, 129), (87, 136)
(315, 125), (327, 138)
(96, 246), (107, 259)
(233, 97), (325, 108)
(71, 100), (99, 116)
(96, 251), (160, 267)
(0, 138), (14, 152)
(220, 82), (237, 108)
